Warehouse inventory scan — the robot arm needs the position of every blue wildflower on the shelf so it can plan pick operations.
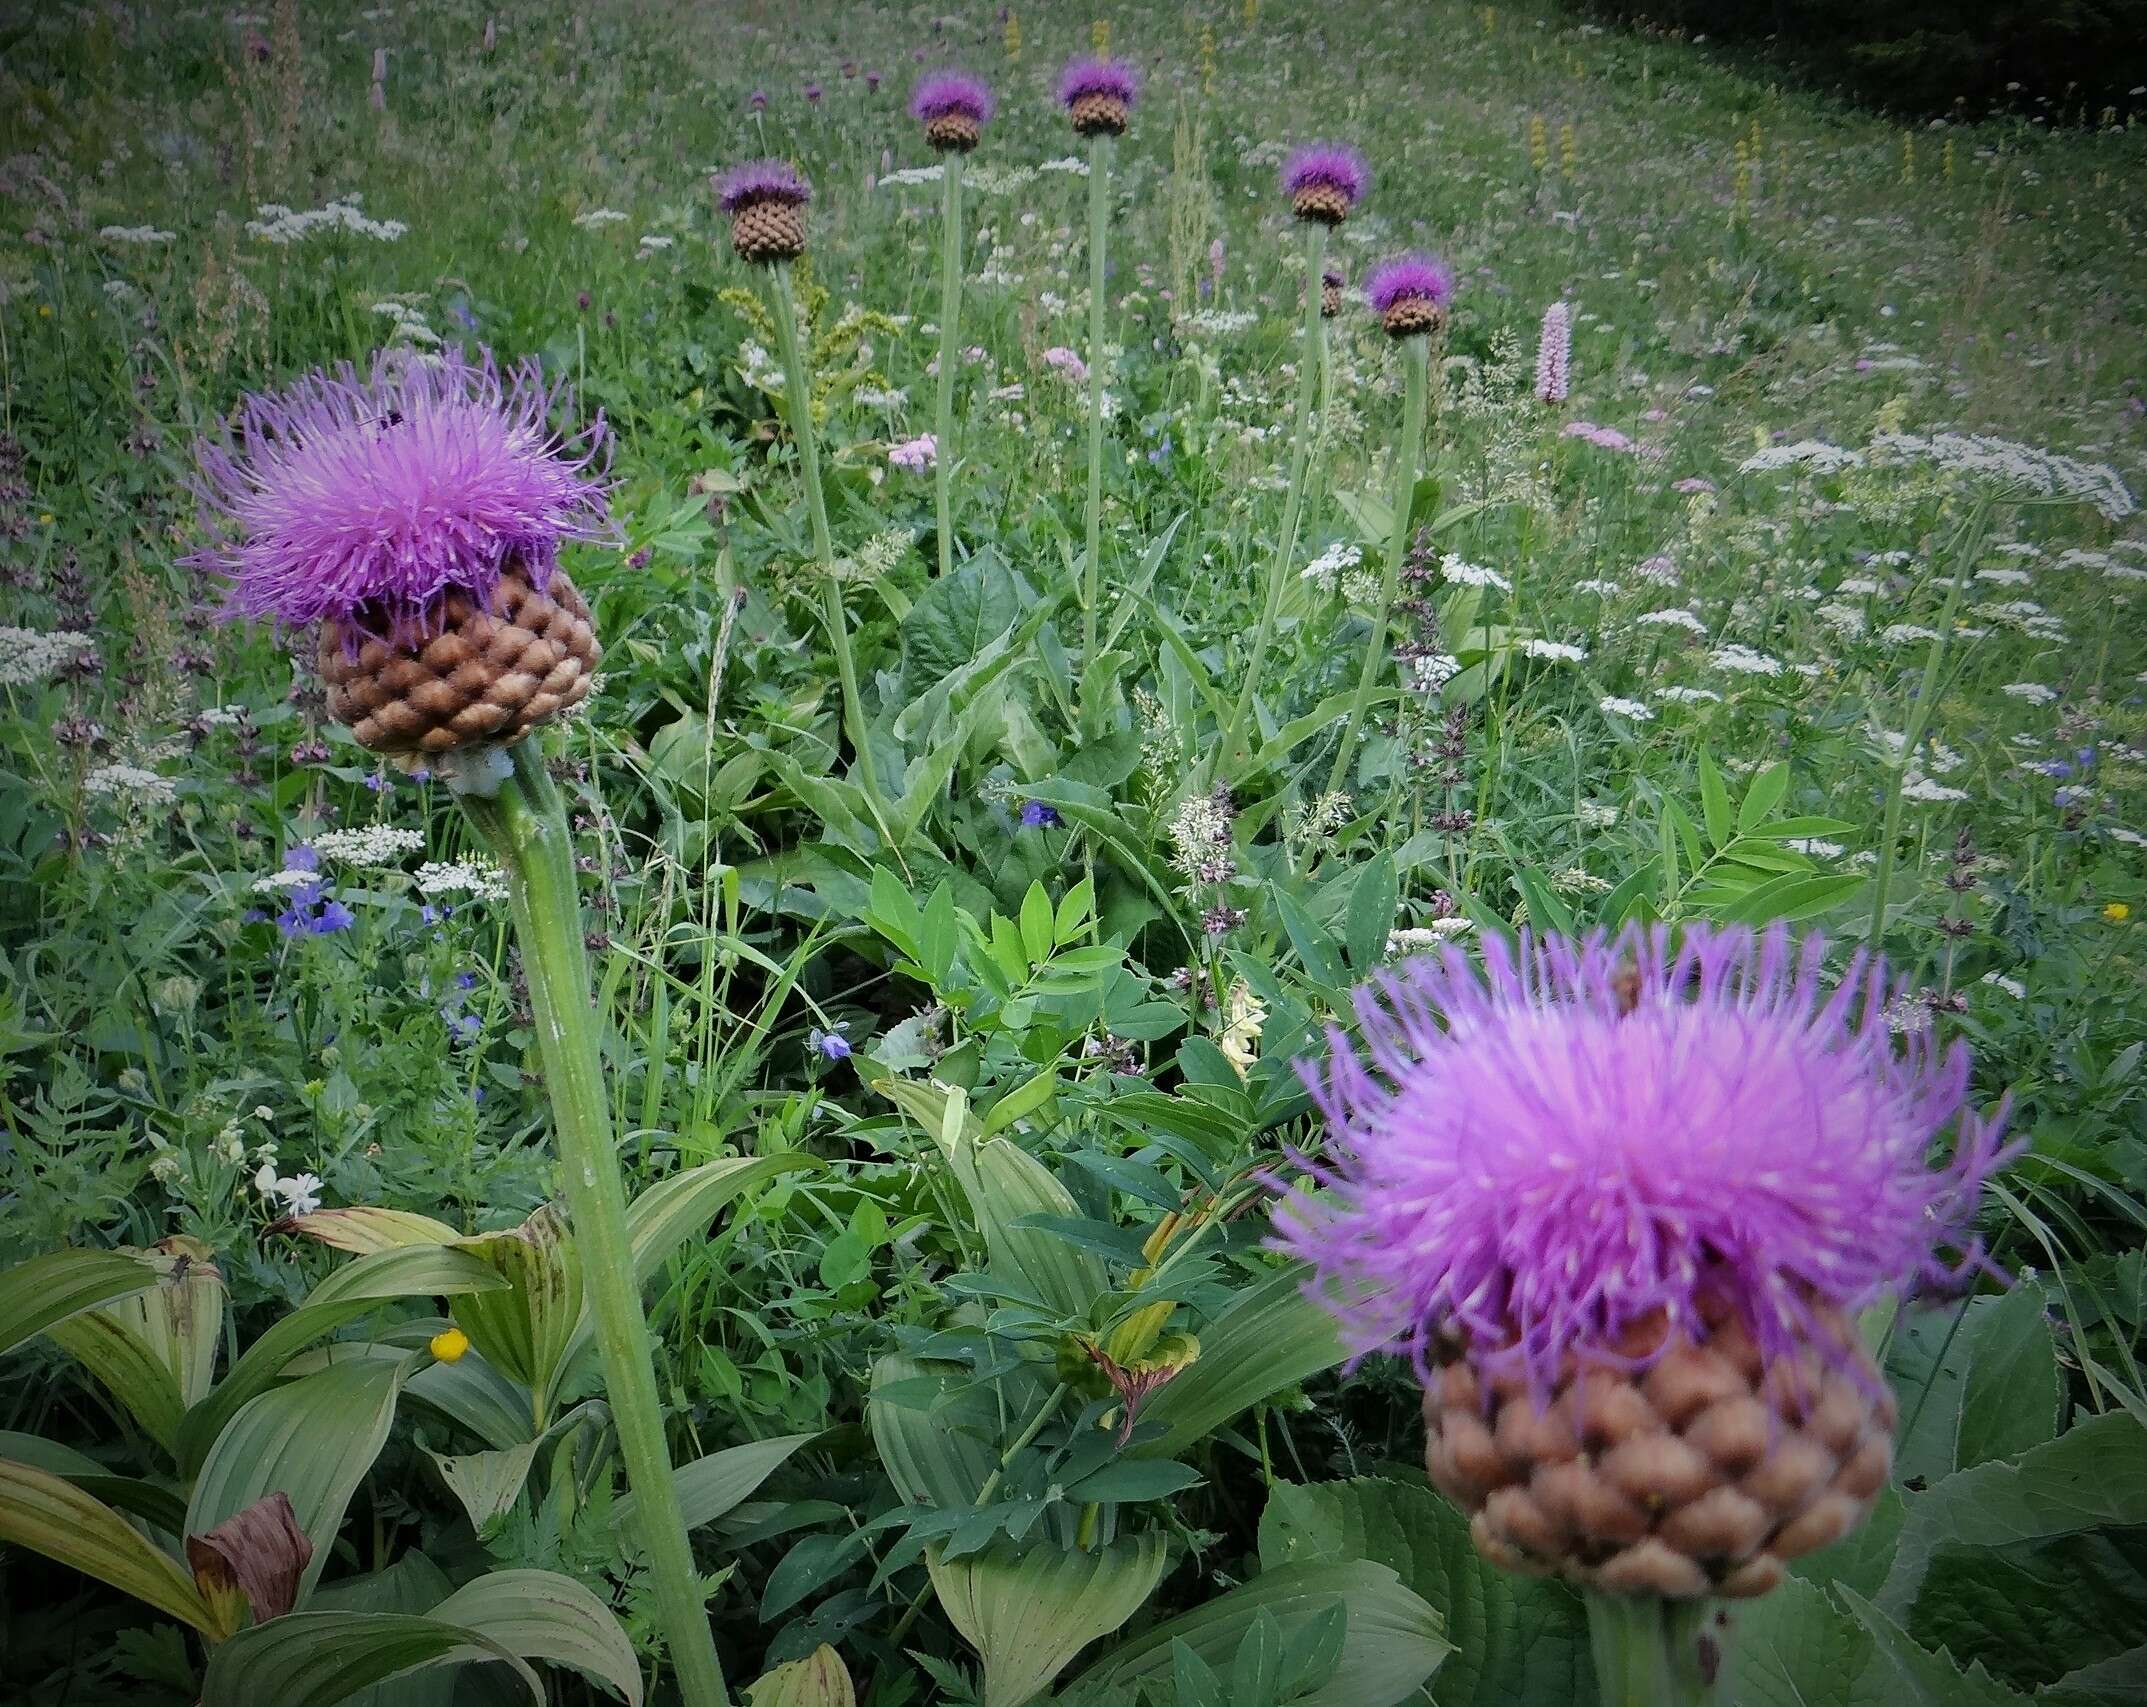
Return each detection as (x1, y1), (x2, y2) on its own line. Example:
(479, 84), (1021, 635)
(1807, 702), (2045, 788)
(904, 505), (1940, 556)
(1020, 800), (1063, 829)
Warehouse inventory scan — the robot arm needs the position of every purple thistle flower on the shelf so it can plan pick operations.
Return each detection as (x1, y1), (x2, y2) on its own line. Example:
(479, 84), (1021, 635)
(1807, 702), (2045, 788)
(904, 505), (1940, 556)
(185, 349), (610, 642)
(909, 69), (995, 125)
(1281, 142), (1369, 208)
(1056, 55), (1140, 109)
(1365, 251), (1456, 316)
(718, 158), (812, 212)
(1273, 923), (2017, 1401)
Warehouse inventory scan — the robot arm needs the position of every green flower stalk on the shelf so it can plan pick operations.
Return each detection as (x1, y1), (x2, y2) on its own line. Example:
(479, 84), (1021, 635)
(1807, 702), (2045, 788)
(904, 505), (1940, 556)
(457, 745), (732, 1707)
(718, 158), (888, 831)
(1327, 252), (1449, 795)
(1219, 144), (1365, 778)
(1586, 1594), (1720, 1707)
(1058, 54), (1138, 657)
(910, 71), (996, 578)
(186, 353), (731, 1707)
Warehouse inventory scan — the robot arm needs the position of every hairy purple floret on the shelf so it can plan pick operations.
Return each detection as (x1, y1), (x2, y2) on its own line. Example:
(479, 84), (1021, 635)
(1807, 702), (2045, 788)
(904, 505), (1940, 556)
(1365, 251), (1456, 314)
(1282, 142), (1369, 205)
(1273, 923), (2017, 1398)
(1057, 55), (1140, 108)
(186, 348), (610, 639)
(910, 69), (995, 124)
(717, 158), (811, 211)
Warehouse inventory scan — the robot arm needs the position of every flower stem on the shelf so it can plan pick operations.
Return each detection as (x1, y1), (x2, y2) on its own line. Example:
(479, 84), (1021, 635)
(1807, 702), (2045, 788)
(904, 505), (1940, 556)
(933, 153), (965, 579)
(1865, 494), (1991, 954)
(1585, 1593), (1721, 1707)
(1326, 332), (1430, 797)
(768, 260), (888, 828)
(1216, 219), (1327, 782)
(1081, 132), (1113, 659)
(458, 741), (729, 1707)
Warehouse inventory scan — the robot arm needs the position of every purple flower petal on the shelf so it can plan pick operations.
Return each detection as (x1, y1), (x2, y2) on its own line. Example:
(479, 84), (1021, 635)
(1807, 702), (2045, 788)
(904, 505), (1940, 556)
(1056, 55), (1139, 109)
(1365, 251), (1456, 315)
(716, 158), (812, 211)
(909, 69), (994, 125)
(1281, 142), (1369, 206)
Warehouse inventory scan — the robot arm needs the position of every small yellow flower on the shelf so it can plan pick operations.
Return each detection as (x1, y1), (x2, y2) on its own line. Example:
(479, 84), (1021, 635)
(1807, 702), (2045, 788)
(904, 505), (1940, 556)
(429, 1327), (471, 1362)
(2105, 902), (2132, 923)
(37, 303), (53, 317)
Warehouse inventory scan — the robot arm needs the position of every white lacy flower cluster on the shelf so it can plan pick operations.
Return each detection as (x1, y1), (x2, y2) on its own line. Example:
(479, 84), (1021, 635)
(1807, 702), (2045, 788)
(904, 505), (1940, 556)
(245, 195), (408, 244)
(415, 860), (509, 902)
(1869, 432), (2136, 523)
(572, 207), (628, 229)
(0, 626), (92, 688)
(312, 824), (426, 866)
(84, 763), (177, 807)
(1177, 308), (1258, 338)
(1441, 554), (1512, 592)
(1738, 439), (1864, 475)
(99, 224), (176, 244)
(1301, 540), (1363, 594)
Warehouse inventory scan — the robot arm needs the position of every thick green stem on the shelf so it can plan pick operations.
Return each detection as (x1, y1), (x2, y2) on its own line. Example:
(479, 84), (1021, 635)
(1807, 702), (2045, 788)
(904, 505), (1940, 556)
(1081, 133), (1113, 658)
(1865, 495), (1991, 953)
(933, 153), (964, 579)
(458, 743), (729, 1707)
(768, 261), (887, 823)
(1326, 332), (1430, 796)
(1585, 1593), (1720, 1707)
(1216, 220), (1327, 781)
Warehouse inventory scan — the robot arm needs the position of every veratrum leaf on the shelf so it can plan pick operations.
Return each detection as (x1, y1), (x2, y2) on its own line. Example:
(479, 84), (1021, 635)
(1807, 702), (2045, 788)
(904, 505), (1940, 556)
(1255, 1477), (1590, 1707)
(186, 1354), (412, 1603)
(0, 1246), (167, 1358)
(1060, 1559), (1448, 1707)
(175, 1243), (507, 1473)
(43, 1235), (224, 1450)
(0, 1456), (218, 1633)
(927, 1533), (1169, 1707)
(1134, 1262), (1349, 1459)
(746, 1643), (856, 1707)
(955, 1134), (1107, 1321)
(614, 1431), (816, 1538)
(867, 1353), (1001, 1510)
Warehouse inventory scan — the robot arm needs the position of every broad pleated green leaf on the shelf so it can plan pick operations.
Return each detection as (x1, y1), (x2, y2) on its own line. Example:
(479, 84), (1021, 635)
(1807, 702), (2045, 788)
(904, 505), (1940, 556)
(928, 1533), (1169, 1707)
(0, 1247), (167, 1358)
(867, 1353), (1002, 1510)
(0, 1456), (217, 1632)
(614, 1430), (816, 1538)
(746, 1643), (856, 1706)
(1134, 1261), (1349, 1459)
(186, 1354), (411, 1603)
(175, 1244), (507, 1473)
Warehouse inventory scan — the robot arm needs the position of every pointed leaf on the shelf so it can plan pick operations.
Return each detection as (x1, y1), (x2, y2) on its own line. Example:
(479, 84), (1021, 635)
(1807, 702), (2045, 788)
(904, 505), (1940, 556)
(0, 1455), (218, 1632)
(0, 1247), (167, 1359)
(282, 1207), (463, 1255)
(747, 1644), (856, 1707)
(615, 1432), (817, 1537)
(1135, 1263), (1349, 1459)
(928, 1533), (1169, 1707)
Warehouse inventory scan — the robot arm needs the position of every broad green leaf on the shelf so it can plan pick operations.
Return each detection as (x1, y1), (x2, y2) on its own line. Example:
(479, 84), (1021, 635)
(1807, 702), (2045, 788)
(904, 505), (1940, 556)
(451, 1205), (582, 1416)
(0, 1246), (167, 1359)
(2044, 1644), (2147, 1706)
(1737, 760), (1790, 832)
(747, 1644), (856, 1707)
(1839, 1585), (2026, 1705)
(310, 1552), (459, 1707)
(1728, 1576), (1892, 1707)
(928, 1533), (1169, 1707)
(199, 1568), (641, 1707)
(956, 1136), (1108, 1320)
(426, 1439), (539, 1531)
(281, 1207), (462, 1255)
(1907, 1533), (2147, 1693)
(868, 1354), (1002, 1510)
(0, 1456), (218, 1633)
(1697, 749), (1732, 848)
(1256, 1477), (1590, 1707)
(1135, 1262), (1349, 1459)
(615, 1432), (816, 1537)
(1878, 1411), (2147, 1615)
(187, 1355), (412, 1603)
(1343, 853), (1398, 972)
(1512, 866), (1577, 937)
(901, 554), (1022, 684)
(177, 1244), (508, 1473)
(44, 1235), (223, 1452)
(1954, 1281), (2060, 1469)
(1062, 1560), (1448, 1707)
(980, 1069), (1059, 1139)
(47, 1299), (189, 1453)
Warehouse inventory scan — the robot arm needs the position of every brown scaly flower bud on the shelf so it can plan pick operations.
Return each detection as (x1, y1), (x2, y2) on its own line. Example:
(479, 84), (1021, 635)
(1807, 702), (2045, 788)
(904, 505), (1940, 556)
(911, 70), (993, 154)
(717, 159), (812, 264)
(1058, 56), (1137, 138)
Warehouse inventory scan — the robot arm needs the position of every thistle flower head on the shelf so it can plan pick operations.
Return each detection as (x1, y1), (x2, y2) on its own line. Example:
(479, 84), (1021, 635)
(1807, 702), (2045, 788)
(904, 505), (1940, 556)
(1274, 923), (2016, 1399)
(716, 157), (812, 212)
(1281, 142), (1369, 208)
(1365, 251), (1455, 316)
(1056, 54), (1139, 109)
(909, 69), (995, 125)
(186, 348), (609, 642)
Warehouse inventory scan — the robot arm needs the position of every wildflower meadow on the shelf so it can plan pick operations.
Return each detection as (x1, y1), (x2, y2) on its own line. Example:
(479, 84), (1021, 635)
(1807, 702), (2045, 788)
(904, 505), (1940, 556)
(3, 2), (2145, 1704)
